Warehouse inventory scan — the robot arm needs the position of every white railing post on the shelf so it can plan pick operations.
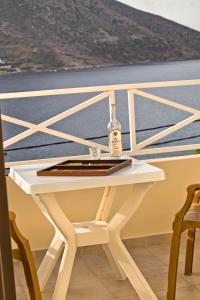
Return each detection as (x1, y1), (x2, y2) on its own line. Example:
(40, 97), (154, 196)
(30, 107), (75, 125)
(128, 90), (137, 155)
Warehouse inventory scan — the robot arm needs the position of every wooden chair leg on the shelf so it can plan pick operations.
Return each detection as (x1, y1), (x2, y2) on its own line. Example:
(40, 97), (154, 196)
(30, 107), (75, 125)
(9, 212), (42, 300)
(185, 228), (196, 275)
(167, 223), (182, 300)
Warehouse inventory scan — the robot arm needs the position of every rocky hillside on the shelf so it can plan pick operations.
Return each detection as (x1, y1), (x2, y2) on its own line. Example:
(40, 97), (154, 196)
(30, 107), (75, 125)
(1, 0), (200, 72)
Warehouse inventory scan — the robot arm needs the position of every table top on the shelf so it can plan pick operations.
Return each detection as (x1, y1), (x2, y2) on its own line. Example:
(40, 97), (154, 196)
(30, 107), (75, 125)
(9, 158), (165, 194)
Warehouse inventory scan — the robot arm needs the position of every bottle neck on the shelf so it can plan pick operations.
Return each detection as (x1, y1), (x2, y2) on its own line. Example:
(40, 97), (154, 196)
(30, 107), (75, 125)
(110, 104), (117, 121)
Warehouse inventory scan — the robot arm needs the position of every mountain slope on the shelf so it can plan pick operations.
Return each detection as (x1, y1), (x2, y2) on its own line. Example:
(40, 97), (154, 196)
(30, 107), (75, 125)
(1, 0), (200, 72)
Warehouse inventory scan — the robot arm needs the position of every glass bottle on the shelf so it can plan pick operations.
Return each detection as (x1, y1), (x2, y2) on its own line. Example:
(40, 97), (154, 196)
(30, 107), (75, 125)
(108, 103), (122, 157)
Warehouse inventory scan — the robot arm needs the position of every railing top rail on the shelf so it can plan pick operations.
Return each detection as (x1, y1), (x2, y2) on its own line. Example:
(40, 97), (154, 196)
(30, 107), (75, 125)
(0, 79), (200, 100)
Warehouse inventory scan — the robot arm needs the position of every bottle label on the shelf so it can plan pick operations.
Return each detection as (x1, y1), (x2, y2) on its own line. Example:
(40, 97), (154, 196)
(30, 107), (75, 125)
(109, 129), (122, 157)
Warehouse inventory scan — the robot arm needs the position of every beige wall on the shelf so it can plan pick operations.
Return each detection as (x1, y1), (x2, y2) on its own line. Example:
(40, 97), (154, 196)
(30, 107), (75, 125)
(7, 155), (200, 250)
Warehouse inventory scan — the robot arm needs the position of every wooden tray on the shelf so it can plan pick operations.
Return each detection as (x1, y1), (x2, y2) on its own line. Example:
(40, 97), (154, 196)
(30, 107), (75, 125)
(37, 159), (132, 176)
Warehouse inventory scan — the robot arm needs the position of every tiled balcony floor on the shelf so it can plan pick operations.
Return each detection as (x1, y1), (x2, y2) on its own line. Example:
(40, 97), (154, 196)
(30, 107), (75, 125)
(14, 233), (200, 300)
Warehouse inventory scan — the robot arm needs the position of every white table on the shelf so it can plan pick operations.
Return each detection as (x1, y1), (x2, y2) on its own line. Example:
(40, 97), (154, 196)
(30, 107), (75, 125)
(9, 159), (165, 300)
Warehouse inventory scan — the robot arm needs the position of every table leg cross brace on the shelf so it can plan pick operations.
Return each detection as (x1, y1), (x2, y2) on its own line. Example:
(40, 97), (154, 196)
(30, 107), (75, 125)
(32, 182), (157, 300)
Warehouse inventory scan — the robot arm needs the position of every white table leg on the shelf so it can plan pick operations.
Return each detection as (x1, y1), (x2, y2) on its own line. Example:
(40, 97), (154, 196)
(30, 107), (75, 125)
(35, 193), (77, 300)
(33, 195), (65, 290)
(102, 243), (127, 280)
(96, 186), (127, 279)
(107, 234), (157, 300)
(107, 183), (157, 300)
(53, 241), (76, 300)
(96, 186), (116, 221)
(37, 230), (64, 290)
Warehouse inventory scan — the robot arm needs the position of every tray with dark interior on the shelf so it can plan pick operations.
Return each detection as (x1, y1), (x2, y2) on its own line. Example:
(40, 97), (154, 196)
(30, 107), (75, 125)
(37, 159), (132, 176)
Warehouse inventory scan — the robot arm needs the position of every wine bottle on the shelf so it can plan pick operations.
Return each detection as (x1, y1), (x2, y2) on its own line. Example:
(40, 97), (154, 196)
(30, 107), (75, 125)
(108, 103), (122, 157)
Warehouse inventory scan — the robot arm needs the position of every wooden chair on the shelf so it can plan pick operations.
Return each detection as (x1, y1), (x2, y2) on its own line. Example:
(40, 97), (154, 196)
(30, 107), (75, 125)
(9, 211), (42, 300)
(167, 184), (200, 300)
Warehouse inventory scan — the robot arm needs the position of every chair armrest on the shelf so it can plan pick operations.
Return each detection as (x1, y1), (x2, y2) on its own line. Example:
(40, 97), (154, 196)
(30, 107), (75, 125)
(175, 184), (200, 220)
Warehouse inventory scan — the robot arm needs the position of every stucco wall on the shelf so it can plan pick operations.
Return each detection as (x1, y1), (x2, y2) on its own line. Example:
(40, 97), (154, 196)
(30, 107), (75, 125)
(7, 155), (200, 250)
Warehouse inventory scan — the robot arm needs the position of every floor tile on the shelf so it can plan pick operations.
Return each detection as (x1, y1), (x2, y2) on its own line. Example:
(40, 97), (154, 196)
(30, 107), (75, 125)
(68, 256), (114, 300)
(156, 290), (167, 300)
(97, 273), (139, 298)
(172, 285), (200, 300)
(81, 253), (115, 277)
(115, 295), (140, 300)
(13, 237), (200, 300)
(130, 247), (166, 270)
(182, 271), (200, 286)
(146, 271), (190, 293)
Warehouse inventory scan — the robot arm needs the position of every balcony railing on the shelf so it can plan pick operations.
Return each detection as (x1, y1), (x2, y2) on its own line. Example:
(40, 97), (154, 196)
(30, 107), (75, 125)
(1, 79), (200, 168)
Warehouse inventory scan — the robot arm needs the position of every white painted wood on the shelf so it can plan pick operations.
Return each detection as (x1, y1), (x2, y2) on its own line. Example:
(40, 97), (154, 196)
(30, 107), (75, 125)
(95, 186), (126, 279)
(2, 79), (200, 167)
(39, 193), (76, 241)
(102, 183), (154, 286)
(0, 79), (200, 167)
(109, 236), (157, 299)
(96, 186), (116, 221)
(0, 79), (200, 99)
(37, 230), (64, 290)
(53, 241), (76, 300)
(3, 114), (108, 150)
(102, 243), (127, 280)
(128, 90), (137, 151)
(32, 193), (75, 292)
(5, 154), (90, 168)
(133, 89), (199, 115)
(4, 91), (108, 148)
(101, 187), (116, 221)
(39, 91), (109, 128)
(4, 151), (132, 168)
(41, 127), (109, 151)
(107, 183), (157, 299)
(134, 143), (200, 155)
(9, 159), (165, 194)
(97, 186), (127, 280)
(2, 92), (108, 149)
(39, 193), (77, 300)
(10, 162), (164, 299)
(2, 114), (37, 128)
(108, 183), (153, 233)
(74, 221), (109, 247)
(145, 153), (200, 164)
(137, 113), (200, 150)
